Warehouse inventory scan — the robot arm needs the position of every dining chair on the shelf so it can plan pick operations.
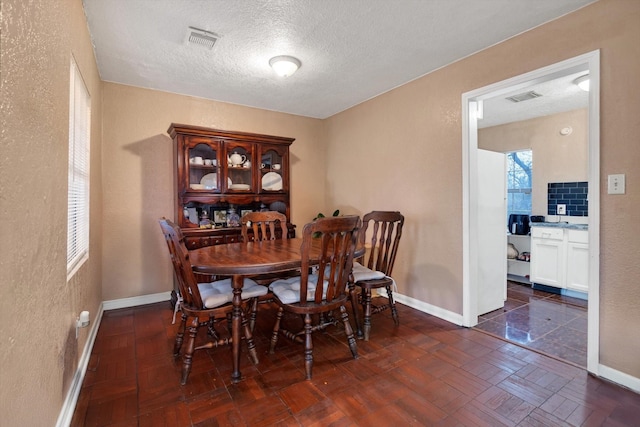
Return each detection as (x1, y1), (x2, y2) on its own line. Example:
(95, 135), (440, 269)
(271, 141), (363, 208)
(350, 211), (404, 341)
(241, 210), (288, 242)
(240, 210), (298, 294)
(268, 215), (361, 380)
(158, 218), (268, 384)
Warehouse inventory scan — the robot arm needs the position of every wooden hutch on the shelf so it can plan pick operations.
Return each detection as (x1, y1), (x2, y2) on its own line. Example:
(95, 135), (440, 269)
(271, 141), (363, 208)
(168, 123), (295, 248)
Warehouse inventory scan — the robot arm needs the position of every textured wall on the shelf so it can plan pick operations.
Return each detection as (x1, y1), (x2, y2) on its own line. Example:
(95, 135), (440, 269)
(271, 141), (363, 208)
(100, 83), (325, 300)
(324, 0), (640, 377)
(479, 108), (589, 215)
(0, 0), (103, 425)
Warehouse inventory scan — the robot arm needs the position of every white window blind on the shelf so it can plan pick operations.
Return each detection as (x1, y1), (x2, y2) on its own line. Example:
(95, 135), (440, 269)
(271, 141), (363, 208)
(67, 58), (91, 278)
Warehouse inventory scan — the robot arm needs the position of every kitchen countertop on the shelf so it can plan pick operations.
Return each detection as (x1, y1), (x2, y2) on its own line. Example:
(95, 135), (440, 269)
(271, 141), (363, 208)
(530, 222), (588, 230)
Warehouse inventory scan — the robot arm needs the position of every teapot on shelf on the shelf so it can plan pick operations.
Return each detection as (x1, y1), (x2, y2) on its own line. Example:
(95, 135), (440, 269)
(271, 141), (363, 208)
(228, 152), (246, 166)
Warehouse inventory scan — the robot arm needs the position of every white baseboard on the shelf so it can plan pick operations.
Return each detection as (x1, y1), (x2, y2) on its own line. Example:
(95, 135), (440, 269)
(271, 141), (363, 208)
(597, 363), (640, 394)
(55, 304), (104, 427)
(102, 291), (171, 310)
(376, 289), (464, 326)
(56, 291), (171, 426)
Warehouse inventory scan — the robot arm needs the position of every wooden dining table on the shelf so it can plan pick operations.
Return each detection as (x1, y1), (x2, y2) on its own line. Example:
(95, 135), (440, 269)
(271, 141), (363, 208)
(188, 237), (364, 383)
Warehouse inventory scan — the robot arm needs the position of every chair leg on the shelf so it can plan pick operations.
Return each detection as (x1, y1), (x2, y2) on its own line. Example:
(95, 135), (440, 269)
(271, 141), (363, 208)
(340, 305), (359, 359)
(241, 311), (259, 365)
(349, 283), (363, 339)
(387, 285), (400, 326)
(303, 313), (314, 380)
(249, 298), (259, 332)
(269, 306), (284, 354)
(362, 287), (373, 341)
(173, 312), (187, 357)
(181, 317), (199, 385)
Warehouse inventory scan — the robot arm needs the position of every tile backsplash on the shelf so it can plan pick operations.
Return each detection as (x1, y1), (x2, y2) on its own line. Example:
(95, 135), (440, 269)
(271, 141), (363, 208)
(548, 181), (588, 216)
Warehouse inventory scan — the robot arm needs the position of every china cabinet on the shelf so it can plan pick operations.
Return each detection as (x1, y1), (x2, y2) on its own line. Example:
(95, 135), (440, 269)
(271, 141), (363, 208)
(168, 123), (295, 248)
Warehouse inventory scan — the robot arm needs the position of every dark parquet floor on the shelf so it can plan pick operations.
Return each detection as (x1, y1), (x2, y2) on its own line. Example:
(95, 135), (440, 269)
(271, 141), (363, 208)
(475, 281), (589, 368)
(71, 296), (639, 426)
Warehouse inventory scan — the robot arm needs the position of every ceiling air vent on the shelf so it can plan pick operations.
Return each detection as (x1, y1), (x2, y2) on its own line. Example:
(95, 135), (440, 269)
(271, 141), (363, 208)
(505, 91), (542, 103)
(186, 27), (219, 50)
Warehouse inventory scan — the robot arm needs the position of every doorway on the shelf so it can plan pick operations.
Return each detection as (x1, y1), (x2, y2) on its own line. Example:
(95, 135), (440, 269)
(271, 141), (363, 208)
(461, 51), (600, 374)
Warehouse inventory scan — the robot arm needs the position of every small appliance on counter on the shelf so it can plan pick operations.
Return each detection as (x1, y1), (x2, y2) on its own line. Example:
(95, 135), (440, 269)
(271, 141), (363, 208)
(508, 214), (530, 235)
(530, 215), (545, 223)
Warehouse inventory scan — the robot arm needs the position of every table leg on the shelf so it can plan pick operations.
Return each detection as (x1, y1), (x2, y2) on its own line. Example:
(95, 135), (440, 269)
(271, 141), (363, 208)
(231, 275), (243, 383)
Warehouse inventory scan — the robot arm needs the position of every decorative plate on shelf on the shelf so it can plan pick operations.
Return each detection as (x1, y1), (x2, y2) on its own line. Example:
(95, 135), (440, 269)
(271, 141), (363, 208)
(262, 172), (283, 191)
(200, 173), (217, 189)
(229, 183), (250, 190)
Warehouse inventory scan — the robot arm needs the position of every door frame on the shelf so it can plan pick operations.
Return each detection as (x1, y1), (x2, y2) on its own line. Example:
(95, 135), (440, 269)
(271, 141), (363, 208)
(461, 50), (600, 375)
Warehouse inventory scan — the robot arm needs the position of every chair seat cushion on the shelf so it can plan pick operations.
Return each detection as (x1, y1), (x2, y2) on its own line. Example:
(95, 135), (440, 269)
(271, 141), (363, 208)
(269, 275), (327, 304)
(198, 278), (266, 309)
(352, 261), (386, 282)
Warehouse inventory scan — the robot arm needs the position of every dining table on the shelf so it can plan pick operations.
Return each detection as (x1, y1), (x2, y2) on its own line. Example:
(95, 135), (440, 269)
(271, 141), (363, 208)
(188, 237), (364, 383)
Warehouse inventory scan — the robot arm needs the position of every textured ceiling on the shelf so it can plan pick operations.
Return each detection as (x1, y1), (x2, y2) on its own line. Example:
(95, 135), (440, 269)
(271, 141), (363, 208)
(82, 0), (595, 121)
(479, 70), (590, 128)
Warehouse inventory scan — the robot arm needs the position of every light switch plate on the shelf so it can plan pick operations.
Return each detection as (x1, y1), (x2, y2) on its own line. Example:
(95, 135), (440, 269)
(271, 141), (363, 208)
(608, 174), (626, 194)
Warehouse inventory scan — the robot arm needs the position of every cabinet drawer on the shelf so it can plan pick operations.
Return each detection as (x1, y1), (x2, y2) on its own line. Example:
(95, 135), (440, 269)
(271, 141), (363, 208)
(225, 235), (240, 244)
(531, 227), (564, 240)
(185, 235), (226, 249)
(567, 229), (588, 244)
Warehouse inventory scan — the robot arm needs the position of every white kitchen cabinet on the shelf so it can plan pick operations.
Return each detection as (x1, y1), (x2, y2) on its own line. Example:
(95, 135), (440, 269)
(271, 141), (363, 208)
(530, 227), (565, 288)
(566, 229), (589, 292)
(507, 234), (530, 283)
(530, 226), (588, 294)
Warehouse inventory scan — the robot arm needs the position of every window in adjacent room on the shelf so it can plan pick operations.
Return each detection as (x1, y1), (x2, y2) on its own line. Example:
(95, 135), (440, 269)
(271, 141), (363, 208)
(67, 57), (91, 279)
(506, 150), (532, 219)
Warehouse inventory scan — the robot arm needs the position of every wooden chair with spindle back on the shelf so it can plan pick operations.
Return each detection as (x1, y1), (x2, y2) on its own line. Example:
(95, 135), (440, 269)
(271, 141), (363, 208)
(349, 211), (405, 341)
(158, 218), (268, 384)
(240, 210), (298, 291)
(268, 215), (361, 380)
(240, 211), (288, 242)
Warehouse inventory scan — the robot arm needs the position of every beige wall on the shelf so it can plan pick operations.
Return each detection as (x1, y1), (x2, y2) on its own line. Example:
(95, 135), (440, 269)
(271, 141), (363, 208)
(325, 0), (640, 377)
(0, 0), (103, 425)
(101, 84), (325, 300)
(479, 109), (588, 215)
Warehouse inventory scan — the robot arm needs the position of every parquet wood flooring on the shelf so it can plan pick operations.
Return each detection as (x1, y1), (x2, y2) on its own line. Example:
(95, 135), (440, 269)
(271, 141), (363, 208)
(71, 300), (640, 426)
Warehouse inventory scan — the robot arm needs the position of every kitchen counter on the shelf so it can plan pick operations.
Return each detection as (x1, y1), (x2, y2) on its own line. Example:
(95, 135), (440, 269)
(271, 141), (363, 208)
(530, 222), (588, 230)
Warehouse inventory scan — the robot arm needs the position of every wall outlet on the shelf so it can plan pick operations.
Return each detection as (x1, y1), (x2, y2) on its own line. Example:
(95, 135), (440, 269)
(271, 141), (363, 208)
(557, 204), (567, 215)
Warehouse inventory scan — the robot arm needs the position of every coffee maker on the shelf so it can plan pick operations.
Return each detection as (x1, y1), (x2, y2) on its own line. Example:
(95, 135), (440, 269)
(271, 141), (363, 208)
(508, 214), (530, 235)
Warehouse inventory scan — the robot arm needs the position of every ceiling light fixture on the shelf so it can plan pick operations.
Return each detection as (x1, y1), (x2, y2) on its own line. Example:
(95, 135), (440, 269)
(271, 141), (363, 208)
(269, 55), (301, 77)
(574, 74), (590, 91)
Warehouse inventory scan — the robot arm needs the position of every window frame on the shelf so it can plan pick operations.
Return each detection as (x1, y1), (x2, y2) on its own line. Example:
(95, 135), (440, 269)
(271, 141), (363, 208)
(506, 149), (532, 219)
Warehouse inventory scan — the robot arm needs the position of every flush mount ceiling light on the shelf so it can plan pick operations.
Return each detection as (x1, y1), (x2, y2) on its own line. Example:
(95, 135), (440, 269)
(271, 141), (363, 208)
(574, 74), (590, 91)
(269, 55), (301, 77)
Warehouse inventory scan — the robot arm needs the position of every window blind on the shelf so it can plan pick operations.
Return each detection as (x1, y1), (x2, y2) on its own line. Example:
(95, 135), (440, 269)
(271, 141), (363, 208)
(67, 58), (91, 278)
